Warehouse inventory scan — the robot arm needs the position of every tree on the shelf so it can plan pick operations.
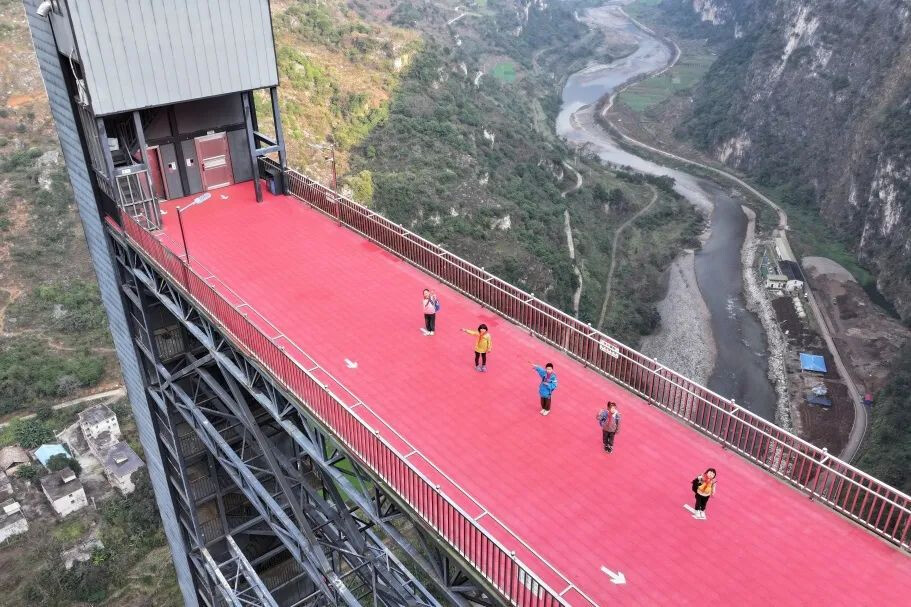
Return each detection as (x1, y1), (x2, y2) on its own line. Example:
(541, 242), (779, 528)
(12, 418), (55, 448)
(16, 464), (41, 481)
(46, 453), (81, 476)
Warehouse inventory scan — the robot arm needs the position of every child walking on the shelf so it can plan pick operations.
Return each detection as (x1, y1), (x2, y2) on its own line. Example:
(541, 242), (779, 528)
(421, 289), (439, 336)
(462, 324), (492, 371)
(529, 362), (558, 415)
(691, 468), (717, 520)
(596, 401), (621, 453)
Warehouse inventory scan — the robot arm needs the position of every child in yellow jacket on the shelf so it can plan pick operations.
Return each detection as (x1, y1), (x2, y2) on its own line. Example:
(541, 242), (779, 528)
(462, 324), (492, 372)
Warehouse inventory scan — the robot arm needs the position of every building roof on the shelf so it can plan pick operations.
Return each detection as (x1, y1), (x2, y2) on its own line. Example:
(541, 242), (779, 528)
(78, 403), (116, 427)
(766, 273), (787, 282)
(780, 259), (804, 282)
(800, 353), (828, 373)
(91, 430), (118, 452)
(48, 0), (278, 116)
(40, 468), (83, 501)
(33, 444), (70, 467)
(0, 499), (24, 526)
(807, 394), (833, 407)
(101, 442), (144, 479)
(0, 446), (29, 472)
(144, 182), (911, 604)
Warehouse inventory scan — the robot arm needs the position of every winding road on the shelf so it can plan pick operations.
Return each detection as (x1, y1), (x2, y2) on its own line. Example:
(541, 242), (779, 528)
(597, 185), (658, 329)
(560, 162), (584, 316)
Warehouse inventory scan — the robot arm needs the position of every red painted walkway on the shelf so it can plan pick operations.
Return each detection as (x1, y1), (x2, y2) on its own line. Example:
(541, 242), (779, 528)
(159, 183), (910, 605)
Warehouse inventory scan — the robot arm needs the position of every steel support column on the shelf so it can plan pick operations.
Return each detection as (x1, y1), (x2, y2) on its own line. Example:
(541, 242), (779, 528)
(108, 229), (506, 606)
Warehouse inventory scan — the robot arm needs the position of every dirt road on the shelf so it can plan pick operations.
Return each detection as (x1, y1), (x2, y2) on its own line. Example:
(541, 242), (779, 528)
(0, 387), (125, 429)
(597, 186), (657, 329)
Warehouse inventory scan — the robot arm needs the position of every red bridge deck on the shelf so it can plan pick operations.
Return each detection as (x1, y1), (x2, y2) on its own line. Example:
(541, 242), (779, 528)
(152, 182), (909, 605)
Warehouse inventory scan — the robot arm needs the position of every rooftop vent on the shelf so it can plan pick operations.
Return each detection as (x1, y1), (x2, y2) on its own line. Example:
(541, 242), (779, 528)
(61, 470), (77, 484)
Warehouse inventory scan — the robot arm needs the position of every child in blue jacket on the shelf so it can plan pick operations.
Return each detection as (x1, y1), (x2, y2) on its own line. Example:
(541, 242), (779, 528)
(530, 362), (557, 416)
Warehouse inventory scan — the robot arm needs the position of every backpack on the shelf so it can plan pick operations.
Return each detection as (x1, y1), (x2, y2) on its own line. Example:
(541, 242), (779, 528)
(691, 477), (701, 493)
(434, 298), (441, 312)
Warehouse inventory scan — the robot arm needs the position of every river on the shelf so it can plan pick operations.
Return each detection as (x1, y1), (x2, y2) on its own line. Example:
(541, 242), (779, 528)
(556, 3), (778, 420)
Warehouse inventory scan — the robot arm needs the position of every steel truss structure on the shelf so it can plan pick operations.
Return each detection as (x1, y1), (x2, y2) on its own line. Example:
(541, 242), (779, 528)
(107, 229), (504, 607)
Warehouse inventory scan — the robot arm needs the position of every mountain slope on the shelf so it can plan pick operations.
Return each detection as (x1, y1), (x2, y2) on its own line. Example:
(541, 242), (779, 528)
(678, 0), (911, 321)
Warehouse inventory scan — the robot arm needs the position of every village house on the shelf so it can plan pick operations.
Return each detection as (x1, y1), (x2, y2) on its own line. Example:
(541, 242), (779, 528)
(40, 468), (88, 517)
(78, 404), (121, 444)
(778, 260), (805, 293)
(0, 446), (30, 476)
(0, 499), (28, 543)
(765, 273), (788, 291)
(78, 404), (144, 494)
(101, 442), (144, 494)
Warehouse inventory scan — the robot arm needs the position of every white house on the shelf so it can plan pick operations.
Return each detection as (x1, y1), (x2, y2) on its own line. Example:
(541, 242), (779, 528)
(0, 499), (28, 543)
(765, 273), (788, 291)
(78, 404), (121, 444)
(77, 404), (145, 494)
(101, 442), (144, 494)
(40, 468), (88, 517)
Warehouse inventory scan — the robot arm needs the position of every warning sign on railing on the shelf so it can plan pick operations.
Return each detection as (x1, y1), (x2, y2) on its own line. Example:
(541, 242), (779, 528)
(600, 339), (620, 358)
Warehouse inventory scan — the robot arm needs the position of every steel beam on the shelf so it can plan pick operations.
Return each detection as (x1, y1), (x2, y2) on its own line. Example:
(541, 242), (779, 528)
(108, 230), (503, 606)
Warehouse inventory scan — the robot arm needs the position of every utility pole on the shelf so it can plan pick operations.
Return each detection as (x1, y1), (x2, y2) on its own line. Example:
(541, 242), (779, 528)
(330, 142), (337, 191)
(176, 206), (189, 266)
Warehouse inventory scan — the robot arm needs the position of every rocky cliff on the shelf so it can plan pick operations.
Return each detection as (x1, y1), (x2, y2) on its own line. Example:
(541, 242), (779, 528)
(678, 0), (911, 321)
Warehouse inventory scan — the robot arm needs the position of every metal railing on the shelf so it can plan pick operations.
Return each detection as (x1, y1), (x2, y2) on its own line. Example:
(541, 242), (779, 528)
(278, 166), (911, 552)
(115, 165), (162, 231)
(107, 162), (909, 605)
(108, 213), (569, 606)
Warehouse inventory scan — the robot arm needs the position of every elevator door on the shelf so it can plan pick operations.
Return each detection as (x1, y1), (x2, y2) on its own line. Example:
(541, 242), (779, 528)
(194, 132), (234, 191)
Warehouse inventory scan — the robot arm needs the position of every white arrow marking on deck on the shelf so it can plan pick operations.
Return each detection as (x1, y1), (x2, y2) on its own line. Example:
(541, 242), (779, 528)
(345, 359), (358, 369)
(600, 566), (626, 585)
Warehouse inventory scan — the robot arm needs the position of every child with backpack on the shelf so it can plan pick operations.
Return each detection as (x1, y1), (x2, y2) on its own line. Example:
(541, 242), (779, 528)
(462, 324), (492, 371)
(421, 289), (440, 336)
(690, 468), (717, 520)
(596, 401), (621, 453)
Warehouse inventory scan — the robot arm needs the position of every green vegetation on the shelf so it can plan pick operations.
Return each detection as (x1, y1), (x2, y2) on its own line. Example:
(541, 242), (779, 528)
(17, 473), (176, 607)
(618, 47), (715, 112)
(15, 464), (41, 482)
(9, 418), (54, 449)
(350, 1), (701, 344)
(266, 1), (419, 183)
(625, 0), (664, 20)
(8, 280), (110, 348)
(490, 61), (518, 83)
(47, 453), (82, 476)
(53, 519), (87, 543)
(0, 337), (106, 416)
(857, 345), (911, 494)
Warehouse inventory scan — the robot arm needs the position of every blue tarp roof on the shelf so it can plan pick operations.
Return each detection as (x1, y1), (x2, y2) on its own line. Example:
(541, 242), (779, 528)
(34, 444), (69, 466)
(800, 353), (827, 373)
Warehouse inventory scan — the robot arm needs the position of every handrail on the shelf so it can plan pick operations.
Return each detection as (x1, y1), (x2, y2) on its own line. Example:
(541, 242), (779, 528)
(276, 163), (911, 552)
(108, 213), (573, 606)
